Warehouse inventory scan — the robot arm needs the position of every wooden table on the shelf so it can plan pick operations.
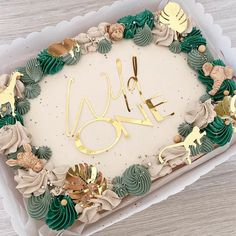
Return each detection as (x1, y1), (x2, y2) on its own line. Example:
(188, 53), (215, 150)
(0, 0), (236, 235)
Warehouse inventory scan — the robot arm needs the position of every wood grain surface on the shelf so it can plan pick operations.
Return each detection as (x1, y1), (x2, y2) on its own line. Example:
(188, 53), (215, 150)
(0, 0), (236, 235)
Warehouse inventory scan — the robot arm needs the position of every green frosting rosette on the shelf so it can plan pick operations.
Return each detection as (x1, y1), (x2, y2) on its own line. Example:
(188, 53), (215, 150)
(204, 116), (233, 146)
(15, 97), (30, 115)
(24, 83), (41, 99)
(17, 58), (43, 85)
(62, 44), (81, 65)
(38, 49), (65, 75)
(118, 10), (154, 39)
(169, 41), (181, 54)
(46, 195), (78, 231)
(122, 164), (151, 196)
(187, 48), (213, 71)
(178, 122), (193, 137)
(27, 190), (52, 219)
(181, 27), (206, 53)
(198, 59), (236, 101)
(0, 112), (24, 129)
(112, 176), (128, 198)
(190, 136), (214, 156)
(97, 39), (112, 54)
(133, 24), (153, 47)
(36, 146), (52, 160)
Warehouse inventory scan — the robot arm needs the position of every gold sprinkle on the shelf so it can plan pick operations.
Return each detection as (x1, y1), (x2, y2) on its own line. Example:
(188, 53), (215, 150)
(61, 199), (68, 206)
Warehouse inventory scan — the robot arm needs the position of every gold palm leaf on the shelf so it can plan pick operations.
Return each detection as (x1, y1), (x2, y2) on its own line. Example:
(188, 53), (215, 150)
(64, 163), (107, 206)
(215, 96), (231, 117)
(159, 2), (188, 34)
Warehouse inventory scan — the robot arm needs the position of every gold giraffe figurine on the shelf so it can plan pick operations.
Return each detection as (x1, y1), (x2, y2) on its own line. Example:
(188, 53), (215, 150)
(158, 126), (206, 165)
(0, 72), (23, 116)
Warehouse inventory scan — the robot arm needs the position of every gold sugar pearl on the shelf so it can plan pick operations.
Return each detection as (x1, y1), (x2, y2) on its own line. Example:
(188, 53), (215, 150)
(173, 135), (182, 143)
(224, 90), (230, 96)
(198, 45), (206, 53)
(61, 199), (68, 206)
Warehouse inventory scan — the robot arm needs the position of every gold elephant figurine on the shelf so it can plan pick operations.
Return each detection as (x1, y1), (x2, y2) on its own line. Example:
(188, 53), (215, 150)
(202, 62), (234, 96)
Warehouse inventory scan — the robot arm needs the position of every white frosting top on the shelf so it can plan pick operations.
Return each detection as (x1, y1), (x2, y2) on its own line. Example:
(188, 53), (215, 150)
(24, 40), (205, 179)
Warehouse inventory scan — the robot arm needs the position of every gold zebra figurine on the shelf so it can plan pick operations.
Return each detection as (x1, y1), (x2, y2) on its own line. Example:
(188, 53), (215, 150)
(158, 126), (206, 165)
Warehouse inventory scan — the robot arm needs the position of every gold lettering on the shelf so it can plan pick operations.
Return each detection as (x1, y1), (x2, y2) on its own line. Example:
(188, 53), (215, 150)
(66, 57), (174, 155)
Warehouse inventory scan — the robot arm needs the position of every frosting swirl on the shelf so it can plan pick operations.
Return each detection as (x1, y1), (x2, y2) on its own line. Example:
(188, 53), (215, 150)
(112, 176), (128, 198)
(153, 23), (175, 46)
(187, 48), (213, 71)
(178, 122), (193, 137)
(14, 164), (68, 198)
(15, 97), (30, 115)
(0, 122), (31, 155)
(38, 49), (65, 75)
(181, 27), (206, 53)
(133, 24), (153, 47)
(24, 83), (41, 99)
(27, 190), (52, 219)
(75, 22), (110, 54)
(204, 116), (233, 146)
(118, 10), (154, 39)
(78, 189), (121, 224)
(122, 164), (151, 196)
(169, 41), (181, 54)
(46, 195), (78, 231)
(184, 99), (216, 129)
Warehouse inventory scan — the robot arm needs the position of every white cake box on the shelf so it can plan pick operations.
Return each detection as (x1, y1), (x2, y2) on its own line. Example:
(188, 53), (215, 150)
(1, 0), (236, 235)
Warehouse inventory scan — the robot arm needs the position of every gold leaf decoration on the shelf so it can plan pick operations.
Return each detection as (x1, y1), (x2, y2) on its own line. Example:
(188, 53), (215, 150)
(215, 96), (232, 117)
(159, 2), (188, 34)
(215, 95), (236, 132)
(63, 163), (107, 207)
